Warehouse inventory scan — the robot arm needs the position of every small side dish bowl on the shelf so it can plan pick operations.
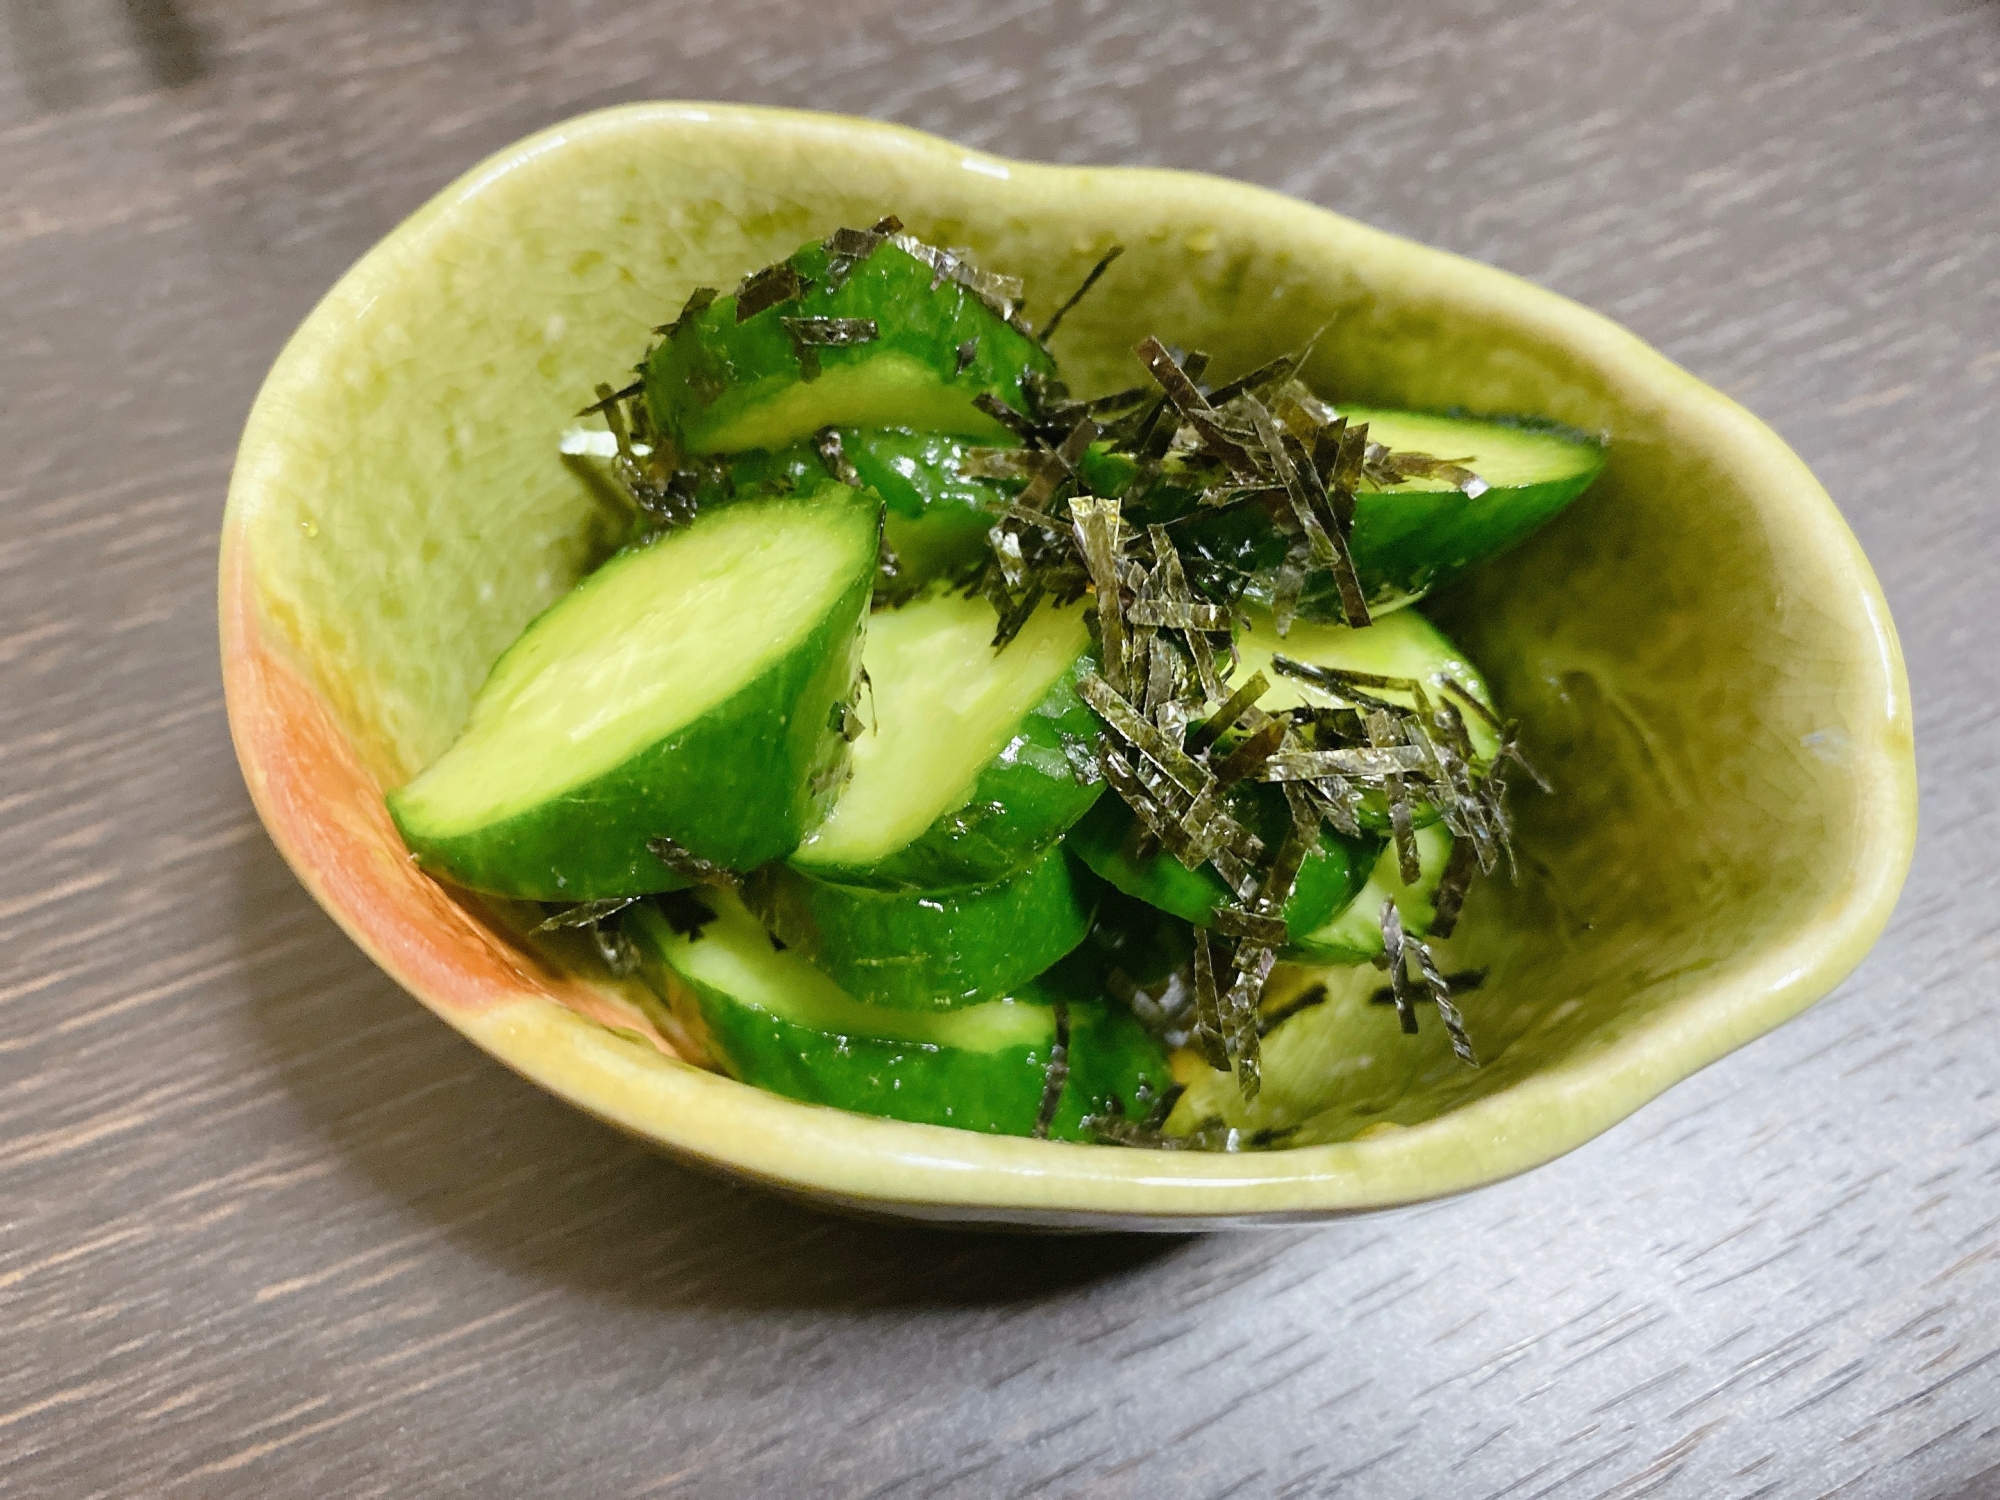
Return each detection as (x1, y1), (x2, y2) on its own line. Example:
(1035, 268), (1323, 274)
(222, 104), (1915, 1229)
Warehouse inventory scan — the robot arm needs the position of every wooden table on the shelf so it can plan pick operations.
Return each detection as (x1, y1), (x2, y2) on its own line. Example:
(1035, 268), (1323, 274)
(4, 3), (1994, 1495)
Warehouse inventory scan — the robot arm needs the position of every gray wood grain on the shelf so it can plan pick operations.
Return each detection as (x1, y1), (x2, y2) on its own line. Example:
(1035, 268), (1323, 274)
(3, 1), (1997, 1495)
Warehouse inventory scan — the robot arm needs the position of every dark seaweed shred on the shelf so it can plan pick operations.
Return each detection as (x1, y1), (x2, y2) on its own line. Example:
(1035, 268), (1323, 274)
(733, 262), (805, 323)
(532, 896), (641, 932)
(1037, 243), (1124, 346)
(645, 835), (740, 892)
(1032, 996), (1072, 1140)
(656, 889), (717, 941)
(782, 315), (878, 381)
(656, 286), (719, 338)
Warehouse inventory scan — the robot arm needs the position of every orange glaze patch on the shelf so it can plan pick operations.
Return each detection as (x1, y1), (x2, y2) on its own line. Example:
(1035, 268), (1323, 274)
(221, 525), (681, 1057)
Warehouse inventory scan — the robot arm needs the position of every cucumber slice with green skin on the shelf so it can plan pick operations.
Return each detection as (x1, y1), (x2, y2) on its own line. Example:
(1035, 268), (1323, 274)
(748, 843), (1097, 1010)
(629, 894), (1168, 1141)
(387, 486), (877, 900)
(791, 591), (1104, 891)
(1167, 411), (1603, 615)
(1066, 783), (1379, 944)
(631, 428), (1010, 587)
(1283, 821), (1453, 964)
(1228, 605), (1501, 831)
(841, 428), (1010, 583)
(718, 429), (1010, 586)
(645, 237), (1055, 455)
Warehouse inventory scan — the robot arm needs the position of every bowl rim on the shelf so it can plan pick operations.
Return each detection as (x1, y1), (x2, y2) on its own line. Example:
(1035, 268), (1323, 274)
(220, 101), (1918, 1229)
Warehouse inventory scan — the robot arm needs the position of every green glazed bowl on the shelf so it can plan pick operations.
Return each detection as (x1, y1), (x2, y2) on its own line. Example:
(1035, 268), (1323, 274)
(221, 104), (1916, 1229)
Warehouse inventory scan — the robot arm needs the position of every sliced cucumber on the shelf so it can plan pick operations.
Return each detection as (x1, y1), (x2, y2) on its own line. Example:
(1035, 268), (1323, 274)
(629, 894), (1168, 1140)
(841, 428), (1011, 583)
(748, 843), (1097, 1010)
(646, 235), (1054, 454)
(387, 486), (877, 899)
(1066, 783), (1378, 944)
(791, 591), (1104, 891)
(1283, 821), (1453, 963)
(574, 426), (1011, 587)
(1176, 410), (1604, 615)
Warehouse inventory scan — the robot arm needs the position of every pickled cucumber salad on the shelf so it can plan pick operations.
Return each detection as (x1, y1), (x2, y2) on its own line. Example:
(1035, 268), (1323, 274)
(388, 217), (1603, 1148)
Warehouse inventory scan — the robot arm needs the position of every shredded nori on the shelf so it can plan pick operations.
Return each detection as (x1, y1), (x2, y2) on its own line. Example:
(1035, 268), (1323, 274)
(782, 315), (878, 381)
(1032, 997), (1072, 1140)
(1037, 244), (1124, 346)
(645, 835), (740, 892)
(532, 896), (641, 932)
(734, 262), (805, 323)
(656, 889), (717, 941)
(656, 286), (719, 338)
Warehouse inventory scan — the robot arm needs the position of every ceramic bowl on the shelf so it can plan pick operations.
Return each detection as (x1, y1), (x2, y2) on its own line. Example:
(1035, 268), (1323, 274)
(221, 104), (1915, 1229)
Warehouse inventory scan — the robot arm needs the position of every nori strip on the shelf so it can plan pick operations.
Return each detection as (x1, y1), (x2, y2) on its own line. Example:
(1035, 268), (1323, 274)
(1378, 899), (1418, 1035)
(1427, 835), (1480, 939)
(821, 221), (893, 292)
(656, 286), (718, 338)
(1134, 337), (1256, 472)
(734, 262), (805, 323)
(1211, 719), (1288, 791)
(1125, 598), (1230, 630)
(655, 889), (717, 940)
(1409, 938), (1476, 1064)
(1031, 996), (1072, 1139)
(1077, 672), (1213, 800)
(1187, 670), (1270, 754)
(1222, 945), (1273, 1099)
(578, 380), (645, 417)
(829, 697), (867, 742)
(645, 835), (740, 891)
(1206, 352), (1301, 409)
(781, 315), (878, 380)
(972, 389), (1043, 443)
(954, 338), (978, 375)
(533, 896), (641, 932)
(1256, 746), (1430, 780)
(888, 233), (1031, 332)
(1037, 244), (1124, 346)
(1190, 927), (1230, 1071)
(812, 426), (862, 487)
(1209, 907), (1288, 947)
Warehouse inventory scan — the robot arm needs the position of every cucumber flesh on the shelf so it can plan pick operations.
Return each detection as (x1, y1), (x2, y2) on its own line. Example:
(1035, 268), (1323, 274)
(1066, 783), (1378, 944)
(791, 591), (1104, 890)
(1283, 821), (1453, 964)
(748, 843), (1097, 1010)
(387, 485), (877, 899)
(629, 894), (1169, 1140)
(646, 236), (1054, 454)
(1174, 409), (1604, 616)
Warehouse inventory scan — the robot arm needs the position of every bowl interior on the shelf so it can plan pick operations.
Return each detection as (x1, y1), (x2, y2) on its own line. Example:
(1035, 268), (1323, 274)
(223, 104), (1913, 1221)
